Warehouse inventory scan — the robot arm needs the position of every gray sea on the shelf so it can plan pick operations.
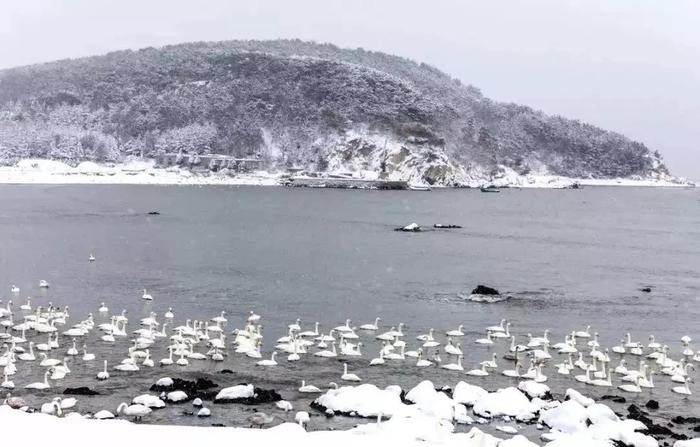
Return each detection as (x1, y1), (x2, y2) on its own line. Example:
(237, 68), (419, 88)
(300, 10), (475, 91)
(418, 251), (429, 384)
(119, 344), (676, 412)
(1, 185), (699, 440)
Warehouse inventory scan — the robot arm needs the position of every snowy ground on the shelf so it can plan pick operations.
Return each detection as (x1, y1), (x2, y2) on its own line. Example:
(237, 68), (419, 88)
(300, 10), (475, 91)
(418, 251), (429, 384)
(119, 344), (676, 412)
(0, 159), (692, 188)
(2, 381), (698, 447)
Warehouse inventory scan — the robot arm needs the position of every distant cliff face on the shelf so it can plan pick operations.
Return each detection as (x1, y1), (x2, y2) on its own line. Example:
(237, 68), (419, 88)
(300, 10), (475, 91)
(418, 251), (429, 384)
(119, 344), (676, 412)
(0, 39), (669, 185)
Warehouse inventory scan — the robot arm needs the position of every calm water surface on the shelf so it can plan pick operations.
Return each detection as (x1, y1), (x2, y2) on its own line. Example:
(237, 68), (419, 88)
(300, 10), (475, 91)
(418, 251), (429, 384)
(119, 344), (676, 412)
(1, 185), (699, 438)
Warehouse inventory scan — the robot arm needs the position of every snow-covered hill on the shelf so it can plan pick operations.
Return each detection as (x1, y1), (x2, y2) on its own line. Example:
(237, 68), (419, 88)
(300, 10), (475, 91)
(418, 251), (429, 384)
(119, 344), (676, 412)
(0, 39), (675, 186)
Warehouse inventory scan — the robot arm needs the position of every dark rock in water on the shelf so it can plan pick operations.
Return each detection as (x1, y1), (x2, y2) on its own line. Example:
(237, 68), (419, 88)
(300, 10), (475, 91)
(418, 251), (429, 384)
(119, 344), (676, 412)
(645, 400), (659, 410)
(394, 223), (421, 232)
(214, 387), (282, 405)
(628, 405), (687, 440)
(471, 285), (500, 295)
(693, 425), (700, 432)
(211, 423), (225, 427)
(672, 416), (700, 424)
(147, 211), (161, 215)
(220, 369), (234, 374)
(601, 395), (626, 403)
(640, 287), (652, 293)
(63, 387), (99, 395)
(433, 224), (462, 229)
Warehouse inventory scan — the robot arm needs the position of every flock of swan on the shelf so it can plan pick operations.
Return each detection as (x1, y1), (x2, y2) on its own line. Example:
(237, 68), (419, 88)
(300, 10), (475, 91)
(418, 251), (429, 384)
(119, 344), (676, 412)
(0, 279), (697, 428)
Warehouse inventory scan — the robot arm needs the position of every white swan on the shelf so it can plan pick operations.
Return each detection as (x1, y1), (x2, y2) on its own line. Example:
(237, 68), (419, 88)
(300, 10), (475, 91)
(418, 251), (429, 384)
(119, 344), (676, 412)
(314, 342), (337, 358)
(618, 376), (642, 393)
(445, 338), (463, 355)
(441, 354), (464, 371)
(82, 345), (95, 361)
(341, 363), (361, 382)
(256, 352), (277, 367)
(97, 360), (110, 380)
(10, 285), (20, 294)
(1, 370), (15, 389)
(416, 349), (433, 367)
(611, 339), (626, 354)
(19, 298), (31, 311)
(359, 317), (381, 331)
(66, 339), (79, 356)
(25, 370), (51, 390)
(98, 303), (109, 313)
(474, 332), (494, 345)
(88, 254), (95, 262)
(486, 319), (506, 333)
(39, 353), (61, 367)
(446, 325), (465, 337)
(164, 307), (174, 319)
(18, 342), (36, 361)
(466, 364), (489, 377)
(295, 411), (310, 428)
(41, 399), (62, 415)
(141, 289), (153, 301)
(299, 380), (321, 393)
(574, 325), (591, 339)
(672, 379), (693, 396)
(369, 349), (385, 366)
(502, 364), (521, 378)
(117, 402), (151, 421)
(39, 280), (50, 288)
(160, 347), (174, 366)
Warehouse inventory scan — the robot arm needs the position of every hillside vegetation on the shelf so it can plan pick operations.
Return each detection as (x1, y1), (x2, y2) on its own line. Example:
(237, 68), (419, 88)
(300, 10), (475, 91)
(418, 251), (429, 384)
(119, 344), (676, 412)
(0, 39), (668, 184)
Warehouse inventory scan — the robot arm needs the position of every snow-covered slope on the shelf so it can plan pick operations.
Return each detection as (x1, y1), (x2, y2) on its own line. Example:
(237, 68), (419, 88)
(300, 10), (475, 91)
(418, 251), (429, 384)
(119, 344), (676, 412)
(0, 40), (676, 186)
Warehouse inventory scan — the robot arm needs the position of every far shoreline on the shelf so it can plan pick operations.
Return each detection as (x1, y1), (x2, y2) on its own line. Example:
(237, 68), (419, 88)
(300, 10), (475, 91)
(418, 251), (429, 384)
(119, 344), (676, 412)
(0, 158), (693, 189)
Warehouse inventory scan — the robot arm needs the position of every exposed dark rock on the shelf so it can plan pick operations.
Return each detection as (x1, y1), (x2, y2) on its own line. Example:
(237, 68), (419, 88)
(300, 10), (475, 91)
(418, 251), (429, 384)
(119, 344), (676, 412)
(601, 395), (627, 403)
(147, 211), (161, 215)
(640, 287), (652, 293)
(150, 377), (218, 393)
(471, 285), (500, 295)
(394, 223), (421, 232)
(645, 400), (659, 410)
(63, 387), (99, 395)
(433, 224), (462, 229)
(672, 416), (700, 424)
(629, 405), (688, 440)
(220, 369), (234, 374)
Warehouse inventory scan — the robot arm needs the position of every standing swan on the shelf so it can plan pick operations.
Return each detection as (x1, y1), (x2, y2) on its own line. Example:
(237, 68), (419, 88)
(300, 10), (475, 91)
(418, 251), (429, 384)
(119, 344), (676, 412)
(256, 352), (277, 367)
(141, 289), (153, 300)
(97, 360), (110, 380)
(341, 363), (361, 382)
(25, 370), (52, 390)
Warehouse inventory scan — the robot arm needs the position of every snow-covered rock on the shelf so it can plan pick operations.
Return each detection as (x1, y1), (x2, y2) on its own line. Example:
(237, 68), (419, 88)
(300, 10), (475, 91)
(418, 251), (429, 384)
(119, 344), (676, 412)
(453, 381), (488, 407)
(472, 387), (538, 419)
(518, 380), (550, 399)
(315, 384), (405, 417)
(214, 384), (255, 401)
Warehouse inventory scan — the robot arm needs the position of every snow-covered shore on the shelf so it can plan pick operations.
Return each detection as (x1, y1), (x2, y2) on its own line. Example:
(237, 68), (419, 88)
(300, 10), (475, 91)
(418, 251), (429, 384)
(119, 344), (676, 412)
(0, 159), (693, 188)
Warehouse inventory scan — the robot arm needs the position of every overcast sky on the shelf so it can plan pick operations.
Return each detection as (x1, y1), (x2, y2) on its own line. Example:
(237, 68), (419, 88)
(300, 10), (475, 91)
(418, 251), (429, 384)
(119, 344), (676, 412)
(1, 0), (699, 178)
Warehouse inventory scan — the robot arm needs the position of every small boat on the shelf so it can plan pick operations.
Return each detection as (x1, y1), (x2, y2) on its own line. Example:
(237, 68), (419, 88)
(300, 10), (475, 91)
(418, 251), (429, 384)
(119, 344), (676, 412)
(39, 280), (50, 288)
(480, 185), (500, 193)
(408, 184), (431, 191)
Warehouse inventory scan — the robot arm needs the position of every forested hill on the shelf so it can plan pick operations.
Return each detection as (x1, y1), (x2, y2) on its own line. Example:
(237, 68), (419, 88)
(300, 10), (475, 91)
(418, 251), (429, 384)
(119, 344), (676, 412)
(0, 39), (669, 185)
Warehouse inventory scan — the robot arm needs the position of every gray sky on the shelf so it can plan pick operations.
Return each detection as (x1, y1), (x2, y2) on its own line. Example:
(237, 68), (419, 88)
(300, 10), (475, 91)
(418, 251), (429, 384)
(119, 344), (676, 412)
(1, 0), (699, 178)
